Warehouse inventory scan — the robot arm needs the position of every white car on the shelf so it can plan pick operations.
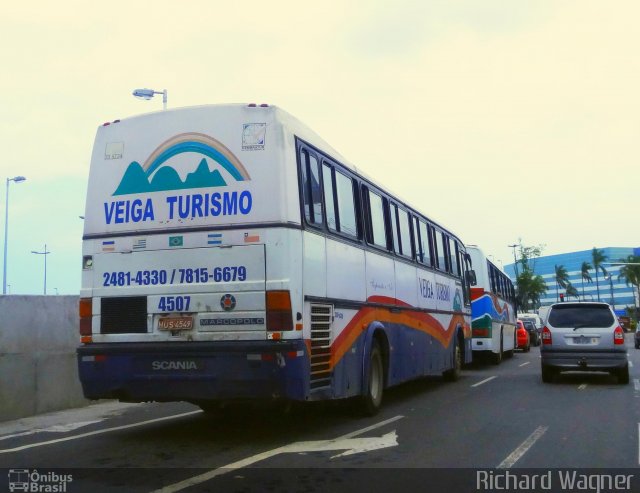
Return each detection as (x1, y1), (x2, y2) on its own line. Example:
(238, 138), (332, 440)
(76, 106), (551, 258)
(540, 302), (628, 384)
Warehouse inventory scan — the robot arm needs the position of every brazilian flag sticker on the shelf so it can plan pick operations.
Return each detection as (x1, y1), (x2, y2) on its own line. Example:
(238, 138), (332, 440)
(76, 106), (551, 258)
(169, 236), (183, 247)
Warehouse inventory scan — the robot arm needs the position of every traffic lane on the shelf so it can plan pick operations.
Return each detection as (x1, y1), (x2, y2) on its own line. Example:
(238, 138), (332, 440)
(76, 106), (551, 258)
(0, 408), (408, 492)
(0, 346), (542, 471)
(514, 339), (640, 468)
(3, 342), (635, 472)
(141, 349), (548, 493)
(223, 344), (635, 470)
(147, 348), (546, 475)
(150, 340), (640, 492)
(366, 347), (550, 468)
(0, 347), (525, 469)
(0, 393), (407, 470)
(0, 401), (202, 466)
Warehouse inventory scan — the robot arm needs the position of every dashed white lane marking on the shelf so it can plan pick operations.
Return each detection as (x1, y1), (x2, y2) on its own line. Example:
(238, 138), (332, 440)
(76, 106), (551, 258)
(578, 384), (587, 390)
(0, 411), (201, 454)
(629, 361), (633, 368)
(634, 379), (640, 391)
(149, 415), (405, 493)
(471, 376), (497, 388)
(519, 362), (530, 367)
(497, 426), (548, 469)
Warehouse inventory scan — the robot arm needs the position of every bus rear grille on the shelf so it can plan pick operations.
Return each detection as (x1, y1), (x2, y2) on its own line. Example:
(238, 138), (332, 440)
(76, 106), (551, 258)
(101, 296), (148, 334)
(310, 304), (332, 389)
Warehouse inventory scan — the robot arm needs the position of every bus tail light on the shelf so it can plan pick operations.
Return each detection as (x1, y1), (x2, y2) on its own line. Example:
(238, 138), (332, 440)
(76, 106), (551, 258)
(266, 290), (293, 331)
(541, 326), (552, 345)
(614, 326), (625, 345)
(472, 328), (489, 337)
(79, 298), (92, 337)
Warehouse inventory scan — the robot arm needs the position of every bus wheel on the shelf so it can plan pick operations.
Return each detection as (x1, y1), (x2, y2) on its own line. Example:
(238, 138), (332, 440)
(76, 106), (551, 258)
(443, 341), (461, 382)
(360, 342), (384, 416)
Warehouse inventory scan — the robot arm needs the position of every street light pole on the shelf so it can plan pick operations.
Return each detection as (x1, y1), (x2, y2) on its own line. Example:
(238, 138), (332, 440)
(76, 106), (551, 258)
(31, 244), (50, 295)
(508, 243), (519, 277)
(132, 88), (167, 110)
(3, 175), (26, 295)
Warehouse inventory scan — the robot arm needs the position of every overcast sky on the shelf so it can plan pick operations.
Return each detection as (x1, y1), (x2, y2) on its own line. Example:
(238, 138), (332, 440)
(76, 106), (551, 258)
(1, 0), (638, 294)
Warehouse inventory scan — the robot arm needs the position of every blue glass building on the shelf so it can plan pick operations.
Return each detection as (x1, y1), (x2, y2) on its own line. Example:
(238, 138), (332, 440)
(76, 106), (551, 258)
(504, 247), (639, 316)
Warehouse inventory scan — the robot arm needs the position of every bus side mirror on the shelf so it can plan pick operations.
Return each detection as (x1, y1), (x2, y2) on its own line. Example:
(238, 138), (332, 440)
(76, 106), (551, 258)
(466, 270), (477, 286)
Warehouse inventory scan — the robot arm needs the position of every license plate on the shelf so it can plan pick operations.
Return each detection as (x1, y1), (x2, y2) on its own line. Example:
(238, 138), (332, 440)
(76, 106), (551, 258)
(158, 317), (194, 330)
(575, 336), (597, 344)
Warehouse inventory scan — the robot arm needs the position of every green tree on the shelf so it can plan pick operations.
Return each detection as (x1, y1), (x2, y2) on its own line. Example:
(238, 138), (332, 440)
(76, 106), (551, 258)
(517, 243), (546, 273)
(514, 243), (547, 311)
(580, 261), (592, 301)
(566, 282), (579, 300)
(618, 255), (640, 317)
(516, 269), (548, 312)
(554, 264), (569, 302)
(591, 247), (608, 302)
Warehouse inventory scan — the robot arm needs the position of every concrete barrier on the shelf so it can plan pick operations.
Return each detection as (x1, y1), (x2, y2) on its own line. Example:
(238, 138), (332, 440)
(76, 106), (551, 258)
(0, 295), (90, 421)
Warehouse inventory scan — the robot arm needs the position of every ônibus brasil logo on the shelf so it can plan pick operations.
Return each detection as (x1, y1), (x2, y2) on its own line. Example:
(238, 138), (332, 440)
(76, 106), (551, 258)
(8, 469), (73, 492)
(104, 133), (253, 225)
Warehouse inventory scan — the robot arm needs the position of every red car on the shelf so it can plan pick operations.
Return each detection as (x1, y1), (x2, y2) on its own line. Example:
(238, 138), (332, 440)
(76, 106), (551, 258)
(516, 320), (530, 352)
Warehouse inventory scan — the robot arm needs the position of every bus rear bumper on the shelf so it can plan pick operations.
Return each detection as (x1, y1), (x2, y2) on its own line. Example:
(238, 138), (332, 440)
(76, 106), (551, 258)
(77, 341), (309, 403)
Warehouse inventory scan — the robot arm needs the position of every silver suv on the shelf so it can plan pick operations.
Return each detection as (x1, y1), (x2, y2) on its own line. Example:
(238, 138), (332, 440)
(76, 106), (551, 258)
(541, 302), (628, 384)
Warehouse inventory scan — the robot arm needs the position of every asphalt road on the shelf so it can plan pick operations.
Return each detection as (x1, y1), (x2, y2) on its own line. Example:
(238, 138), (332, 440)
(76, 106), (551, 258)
(2, 336), (640, 492)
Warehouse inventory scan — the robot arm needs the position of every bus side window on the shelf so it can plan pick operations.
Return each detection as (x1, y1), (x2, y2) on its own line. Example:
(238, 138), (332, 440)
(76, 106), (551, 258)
(435, 230), (448, 272)
(365, 188), (387, 249)
(397, 207), (412, 258)
(300, 149), (324, 226)
(449, 238), (460, 277)
(335, 170), (358, 238)
(488, 262), (495, 292)
(419, 221), (433, 267)
(388, 203), (400, 254)
(460, 250), (471, 305)
(413, 217), (422, 262)
(322, 163), (336, 231)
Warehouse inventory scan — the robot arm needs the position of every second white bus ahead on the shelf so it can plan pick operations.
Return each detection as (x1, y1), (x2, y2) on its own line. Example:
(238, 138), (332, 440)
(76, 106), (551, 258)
(468, 246), (517, 364)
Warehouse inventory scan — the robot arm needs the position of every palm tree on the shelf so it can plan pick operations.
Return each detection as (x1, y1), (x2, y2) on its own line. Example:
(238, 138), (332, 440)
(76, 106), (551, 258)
(554, 264), (569, 302)
(580, 261), (593, 300)
(566, 282), (579, 301)
(618, 255), (640, 316)
(591, 247), (608, 301)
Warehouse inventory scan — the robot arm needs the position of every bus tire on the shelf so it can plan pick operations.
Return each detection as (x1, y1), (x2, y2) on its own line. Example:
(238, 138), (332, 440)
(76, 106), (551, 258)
(359, 342), (384, 416)
(443, 339), (462, 382)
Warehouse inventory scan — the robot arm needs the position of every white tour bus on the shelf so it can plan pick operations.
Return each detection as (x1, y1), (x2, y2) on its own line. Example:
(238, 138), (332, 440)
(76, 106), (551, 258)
(77, 104), (474, 415)
(467, 246), (517, 364)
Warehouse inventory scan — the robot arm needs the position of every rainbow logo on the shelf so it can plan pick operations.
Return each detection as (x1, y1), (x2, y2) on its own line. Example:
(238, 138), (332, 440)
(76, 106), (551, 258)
(113, 133), (250, 196)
